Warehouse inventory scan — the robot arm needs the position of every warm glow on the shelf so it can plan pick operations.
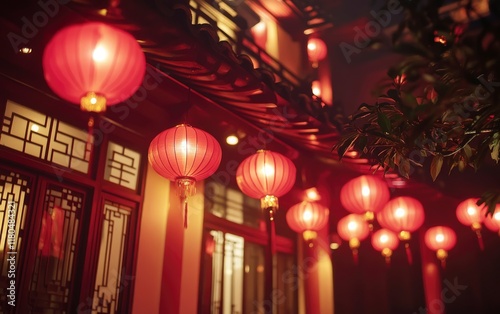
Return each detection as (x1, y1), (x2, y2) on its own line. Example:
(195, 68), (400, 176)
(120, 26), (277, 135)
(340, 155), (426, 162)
(302, 210), (313, 222)
(19, 47), (32, 54)
(347, 221), (358, 231)
(436, 234), (444, 242)
(380, 234), (388, 243)
(467, 206), (477, 216)
(308, 42), (317, 51)
(31, 124), (39, 132)
(262, 164), (275, 176)
(395, 207), (406, 218)
(312, 80), (321, 97)
(494, 213), (500, 221)
(361, 185), (370, 197)
(92, 45), (108, 62)
(226, 135), (239, 145)
(305, 187), (320, 201)
(330, 243), (340, 250)
(90, 97), (97, 105)
(253, 21), (266, 34)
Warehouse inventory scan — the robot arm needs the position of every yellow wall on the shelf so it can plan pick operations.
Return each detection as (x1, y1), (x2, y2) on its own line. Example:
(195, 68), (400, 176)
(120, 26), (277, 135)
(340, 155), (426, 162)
(131, 164), (169, 314)
(179, 181), (205, 314)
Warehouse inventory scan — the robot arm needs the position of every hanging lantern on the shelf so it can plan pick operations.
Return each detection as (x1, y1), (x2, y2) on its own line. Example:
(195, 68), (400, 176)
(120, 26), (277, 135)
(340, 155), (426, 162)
(43, 22), (146, 113)
(307, 38), (327, 67)
(424, 226), (457, 268)
(377, 196), (425, 264)
(371, 228), (399, 265)
(340, 175), (390, 230)
(148, 124), (222, 228)
(456, 198), (487, 250)
(286, 201), (329, 245)
(484, 208), (500, 236)
(337, 214), (370, 264)
(236, 150), (296, 252)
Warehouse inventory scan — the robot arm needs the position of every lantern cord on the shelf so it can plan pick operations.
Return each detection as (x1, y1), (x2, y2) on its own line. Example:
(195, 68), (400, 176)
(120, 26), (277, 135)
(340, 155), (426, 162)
(405, 242), (413, 265)
(475, 230), (484, 251)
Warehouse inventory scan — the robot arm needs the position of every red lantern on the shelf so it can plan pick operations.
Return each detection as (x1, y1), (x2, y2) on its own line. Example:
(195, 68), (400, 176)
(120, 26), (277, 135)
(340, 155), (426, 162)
(456, 198), (487, 249)
(337, 214), (370, 264)
(286, 201), (329, 243)
(484, 207), (500, 235)
(148, 124), (222, 228)
(340, 175), (390, 229)
(236, 150), (296, 209)
(43, 22), (146, 112)
(307, 38), (327, 67)
(424, 226), (457, 268)
(237, 149), (296, 253)
(377, 196), (425, 264)
(371, 228), (399, 265)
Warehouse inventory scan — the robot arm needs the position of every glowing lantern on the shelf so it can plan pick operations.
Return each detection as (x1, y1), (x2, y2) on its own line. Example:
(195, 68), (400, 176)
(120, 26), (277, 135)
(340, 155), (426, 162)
(371, 228), (399, 265)
(307, 38), (327, 67)
(484, 208), (500, 236)
(43, 22), (146, 113)
(377, 196), (425, 264)
(424, 226), (457, 268)
(337, 214), (370, 264)
(340, 175), (390, 230)
(286, 201), (329, 245)
(456, 198), (487, 250)
(148, 124), (222, 228)
(237, 150), (296, 252)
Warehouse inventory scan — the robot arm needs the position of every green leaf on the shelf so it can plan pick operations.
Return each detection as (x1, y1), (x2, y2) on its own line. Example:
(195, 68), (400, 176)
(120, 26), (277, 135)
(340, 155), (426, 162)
(430, 154), (443, 181)
(489, 132), (500, 163)
(335, 134), (359, 159)
(377, 113), (392, 134)
(401, 92), (418, 108)
(399, 157), (411, 179)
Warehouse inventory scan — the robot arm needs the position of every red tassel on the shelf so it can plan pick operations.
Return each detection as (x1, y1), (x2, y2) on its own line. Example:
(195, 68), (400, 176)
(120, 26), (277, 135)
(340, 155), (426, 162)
(405, 242), (413, 265)
(86, 116), (94, 165)
(441, 258), (446, 269)
(181, 196), (188, 229)
(269, 208), (276, 254)
(385, 256), (391, 267)
(475, 230), (484, 251)
(352, 249), (359, 265)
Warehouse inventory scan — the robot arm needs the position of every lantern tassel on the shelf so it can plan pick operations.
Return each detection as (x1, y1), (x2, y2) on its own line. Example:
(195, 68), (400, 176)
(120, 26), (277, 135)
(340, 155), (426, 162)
(405, 242), (413, 265)
(269, 208), (276, 255)
(352, 249), (359, 265)
(475, 229), (484, 251)
(86, 116), (95, 165)
(182, 195), (188, 229)
(176, 178), (196, 230)
(440, 258), (447, 269)
(385, 256), (391, 267)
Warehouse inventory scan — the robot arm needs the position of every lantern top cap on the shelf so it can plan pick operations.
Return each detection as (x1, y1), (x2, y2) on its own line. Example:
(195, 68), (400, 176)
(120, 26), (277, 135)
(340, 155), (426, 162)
(175, 123), (192, 128)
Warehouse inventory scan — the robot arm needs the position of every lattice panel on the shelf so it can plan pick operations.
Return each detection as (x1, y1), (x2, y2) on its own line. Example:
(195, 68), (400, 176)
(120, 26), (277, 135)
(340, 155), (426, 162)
(48, 120), (92, 173)
(92, 200), (132, 314)
(1, 100), (51, 159)
(0, 168), (32, 308)
(28, 184), (84, 313)
(1, 100), (93, 174)
(104, 142), (141, 190)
